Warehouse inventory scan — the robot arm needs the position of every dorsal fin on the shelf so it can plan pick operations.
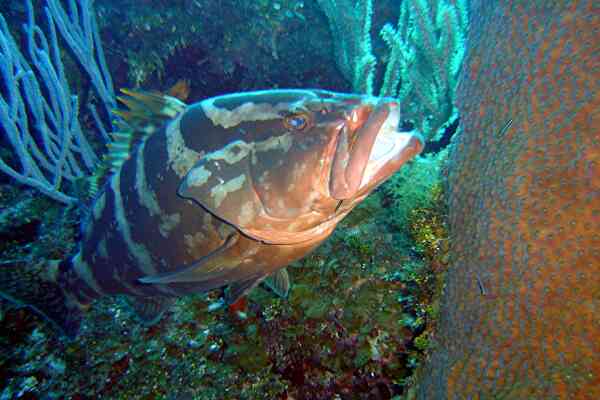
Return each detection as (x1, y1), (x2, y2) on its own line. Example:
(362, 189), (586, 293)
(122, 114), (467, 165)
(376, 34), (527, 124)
(88, 89), (187, 197)
(115, 88), (187, 125)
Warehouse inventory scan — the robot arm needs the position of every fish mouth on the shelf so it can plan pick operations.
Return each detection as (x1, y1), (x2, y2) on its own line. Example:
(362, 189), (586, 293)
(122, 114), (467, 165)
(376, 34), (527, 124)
(359, 104), (424, 190)
(329, 99), (423, 200)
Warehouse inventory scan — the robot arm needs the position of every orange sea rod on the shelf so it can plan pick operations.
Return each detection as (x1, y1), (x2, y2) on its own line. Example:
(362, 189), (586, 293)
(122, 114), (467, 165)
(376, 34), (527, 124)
(416, 1), (599, 399)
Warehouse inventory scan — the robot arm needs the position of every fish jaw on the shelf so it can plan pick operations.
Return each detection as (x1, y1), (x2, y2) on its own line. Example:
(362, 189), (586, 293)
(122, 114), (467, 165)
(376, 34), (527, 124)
(358, 109), (424, 193)
(329, 99), (424, 200)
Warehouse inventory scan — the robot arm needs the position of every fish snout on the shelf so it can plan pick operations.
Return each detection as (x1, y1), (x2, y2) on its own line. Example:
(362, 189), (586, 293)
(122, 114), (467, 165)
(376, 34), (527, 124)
(344, 98), (400, 135)
(330, 98), (404, 200)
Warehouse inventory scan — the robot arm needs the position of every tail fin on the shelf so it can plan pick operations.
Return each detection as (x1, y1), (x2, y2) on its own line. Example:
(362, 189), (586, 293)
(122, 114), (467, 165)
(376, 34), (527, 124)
(0, 259), (83, 338)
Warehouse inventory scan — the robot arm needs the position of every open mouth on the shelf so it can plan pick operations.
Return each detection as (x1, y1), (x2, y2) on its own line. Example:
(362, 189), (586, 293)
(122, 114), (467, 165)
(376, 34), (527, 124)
(329, 99), (423, 200)
(359, 105), (424, 189)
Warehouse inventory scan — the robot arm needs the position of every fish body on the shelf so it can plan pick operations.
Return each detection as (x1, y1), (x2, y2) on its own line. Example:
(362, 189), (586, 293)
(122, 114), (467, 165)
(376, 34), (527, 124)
(1, 89), (423, 336)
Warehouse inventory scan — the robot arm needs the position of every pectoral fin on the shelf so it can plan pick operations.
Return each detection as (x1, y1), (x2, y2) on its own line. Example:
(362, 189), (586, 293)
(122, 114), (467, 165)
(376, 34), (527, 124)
(225, 275), (267, 305)
(263, 268), (291, 298)
(126, 296), (175, 325)
(138, 233), (238, 284)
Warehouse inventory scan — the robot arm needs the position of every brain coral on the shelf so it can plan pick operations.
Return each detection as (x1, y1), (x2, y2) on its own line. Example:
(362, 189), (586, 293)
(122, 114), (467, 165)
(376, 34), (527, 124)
(415, 1), (599, 399)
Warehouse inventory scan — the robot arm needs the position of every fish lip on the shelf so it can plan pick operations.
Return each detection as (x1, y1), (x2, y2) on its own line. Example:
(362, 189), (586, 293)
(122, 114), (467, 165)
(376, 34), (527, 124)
(322, 118), (347, 181)
(327, 100), (387, 199)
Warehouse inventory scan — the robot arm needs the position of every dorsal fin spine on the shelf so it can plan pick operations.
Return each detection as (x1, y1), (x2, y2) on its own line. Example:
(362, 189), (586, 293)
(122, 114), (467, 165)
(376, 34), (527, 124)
(87, 89), (187, 198)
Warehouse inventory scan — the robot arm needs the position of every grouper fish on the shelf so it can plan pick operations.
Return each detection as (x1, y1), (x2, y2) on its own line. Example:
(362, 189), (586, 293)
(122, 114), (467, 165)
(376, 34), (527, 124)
(0, 89), (423, 337)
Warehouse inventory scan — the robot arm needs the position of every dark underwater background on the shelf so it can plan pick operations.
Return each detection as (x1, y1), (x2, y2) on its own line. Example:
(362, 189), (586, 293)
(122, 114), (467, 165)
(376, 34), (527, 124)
(1, 0), (597, 399)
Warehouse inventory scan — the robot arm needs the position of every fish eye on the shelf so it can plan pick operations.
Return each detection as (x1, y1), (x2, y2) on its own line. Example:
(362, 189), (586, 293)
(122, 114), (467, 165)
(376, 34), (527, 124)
(284, 112), (309, 131)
